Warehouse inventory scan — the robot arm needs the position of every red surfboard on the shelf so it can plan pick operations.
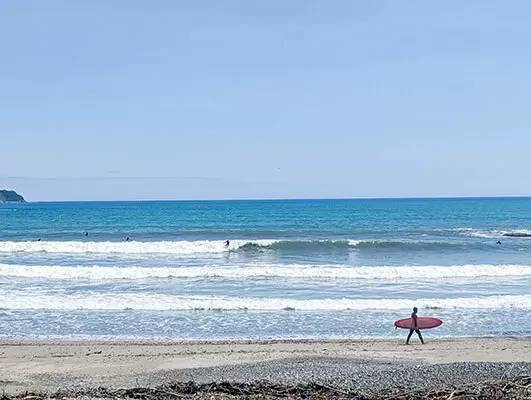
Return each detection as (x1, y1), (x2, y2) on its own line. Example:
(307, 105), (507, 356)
(394, 317), (443, 330)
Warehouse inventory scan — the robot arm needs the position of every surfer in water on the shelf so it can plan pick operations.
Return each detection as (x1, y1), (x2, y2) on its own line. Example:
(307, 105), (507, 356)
(225, 239), (230, 248)
(406, 306), (424, 345)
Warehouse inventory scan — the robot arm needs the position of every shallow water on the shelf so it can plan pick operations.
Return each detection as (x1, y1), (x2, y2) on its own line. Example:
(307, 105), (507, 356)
(0, 198), (530, 340)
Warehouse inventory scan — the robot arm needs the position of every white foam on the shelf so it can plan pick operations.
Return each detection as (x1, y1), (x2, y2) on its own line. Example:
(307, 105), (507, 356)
(456, 228), (531, 238)
(1, 263), (530, 280)
(0, 240), (278, 255)
(1, 292), (530, 311)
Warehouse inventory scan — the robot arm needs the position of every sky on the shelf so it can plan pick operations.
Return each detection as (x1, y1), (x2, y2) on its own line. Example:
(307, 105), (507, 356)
(1, 1), (531, 201)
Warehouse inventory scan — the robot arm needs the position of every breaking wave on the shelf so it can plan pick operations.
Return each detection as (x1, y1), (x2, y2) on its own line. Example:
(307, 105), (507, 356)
(1, 263), (530, 280)
(0, 238), (495, 255)
(0, 239), (279, 254)
(1, 293), (529, 311)
(456, 228), (531, 239)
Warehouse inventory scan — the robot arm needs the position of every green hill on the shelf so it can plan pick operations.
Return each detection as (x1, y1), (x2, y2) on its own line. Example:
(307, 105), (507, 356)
(0, 190), (26, 203)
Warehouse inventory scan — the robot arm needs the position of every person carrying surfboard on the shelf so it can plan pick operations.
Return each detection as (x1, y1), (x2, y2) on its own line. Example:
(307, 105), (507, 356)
(395, 310), (442, 342)
(406, 307), (424, 345)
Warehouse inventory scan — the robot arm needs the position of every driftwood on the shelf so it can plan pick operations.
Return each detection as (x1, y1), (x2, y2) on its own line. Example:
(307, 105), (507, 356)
(3, 375), (530, 399)
(377, 375), (531, 400)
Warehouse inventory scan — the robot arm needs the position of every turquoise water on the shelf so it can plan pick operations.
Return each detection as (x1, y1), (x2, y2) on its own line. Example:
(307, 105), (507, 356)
(0, 198), (530, 340)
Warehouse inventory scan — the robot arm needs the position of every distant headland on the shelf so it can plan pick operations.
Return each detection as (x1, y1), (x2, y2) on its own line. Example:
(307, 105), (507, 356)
(0, 190), (26, 203)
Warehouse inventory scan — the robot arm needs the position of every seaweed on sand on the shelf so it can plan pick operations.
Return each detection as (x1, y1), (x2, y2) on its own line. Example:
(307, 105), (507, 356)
(3, 376), (530, 400)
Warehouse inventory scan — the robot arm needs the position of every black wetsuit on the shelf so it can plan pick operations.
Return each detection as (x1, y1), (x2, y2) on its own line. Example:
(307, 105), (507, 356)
(406, 311), (424, 344)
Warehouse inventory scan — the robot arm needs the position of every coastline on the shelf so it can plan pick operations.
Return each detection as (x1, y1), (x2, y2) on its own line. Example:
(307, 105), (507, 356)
(2, 337), (530, 396)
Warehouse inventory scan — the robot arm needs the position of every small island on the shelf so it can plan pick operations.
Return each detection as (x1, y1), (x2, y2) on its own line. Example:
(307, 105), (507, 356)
(0, 190), (26, 203)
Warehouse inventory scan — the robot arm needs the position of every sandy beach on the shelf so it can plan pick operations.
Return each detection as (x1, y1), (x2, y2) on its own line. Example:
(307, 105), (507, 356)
(1, 338), (530, 396)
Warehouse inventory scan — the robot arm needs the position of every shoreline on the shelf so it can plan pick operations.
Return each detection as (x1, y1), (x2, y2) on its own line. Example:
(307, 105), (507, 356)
(2, 335), (531, 345)
(2, 337), (530, 396)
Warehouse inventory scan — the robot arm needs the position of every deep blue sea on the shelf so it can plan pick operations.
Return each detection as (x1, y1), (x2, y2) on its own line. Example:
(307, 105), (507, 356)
(0, 198), (530, 341)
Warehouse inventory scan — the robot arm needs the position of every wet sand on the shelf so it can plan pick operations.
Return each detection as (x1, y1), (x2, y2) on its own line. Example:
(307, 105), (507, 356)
(1, 338), (530, 395)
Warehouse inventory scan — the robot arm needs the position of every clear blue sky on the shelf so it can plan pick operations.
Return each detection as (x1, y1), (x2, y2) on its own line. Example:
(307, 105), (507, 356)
(1, 1), (530, 201)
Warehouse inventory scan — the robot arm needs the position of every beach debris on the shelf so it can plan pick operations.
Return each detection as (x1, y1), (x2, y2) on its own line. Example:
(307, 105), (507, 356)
(2, 376), (530, 400)
(85, 350), (103, 356)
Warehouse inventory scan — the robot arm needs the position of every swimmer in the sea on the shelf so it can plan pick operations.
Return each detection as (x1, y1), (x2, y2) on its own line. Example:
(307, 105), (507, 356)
(125, 236), (130, 242)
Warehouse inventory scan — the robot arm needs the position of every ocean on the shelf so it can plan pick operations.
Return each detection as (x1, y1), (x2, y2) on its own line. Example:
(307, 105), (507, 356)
(0, 198), (530, 341)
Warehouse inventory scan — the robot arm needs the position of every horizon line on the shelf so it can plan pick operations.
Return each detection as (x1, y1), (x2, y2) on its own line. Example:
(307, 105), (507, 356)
(20, 194), (531, 203)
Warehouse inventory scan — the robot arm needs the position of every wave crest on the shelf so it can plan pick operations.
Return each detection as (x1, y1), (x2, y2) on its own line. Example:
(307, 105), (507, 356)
(1, 263), (530, 280)
(0, 240), (278, 255)
(456, 228), (531, 239)
(1, 293), (529, 311)
(0, 238), (495, 255)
